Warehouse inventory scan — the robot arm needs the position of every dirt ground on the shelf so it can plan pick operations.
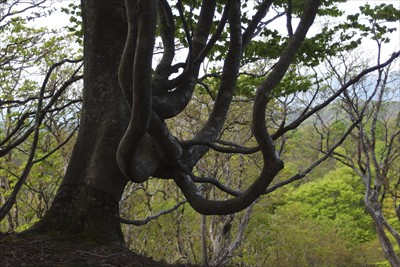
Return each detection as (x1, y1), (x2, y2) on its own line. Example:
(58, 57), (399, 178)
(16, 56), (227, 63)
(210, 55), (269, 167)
(0, 233), (194, 267)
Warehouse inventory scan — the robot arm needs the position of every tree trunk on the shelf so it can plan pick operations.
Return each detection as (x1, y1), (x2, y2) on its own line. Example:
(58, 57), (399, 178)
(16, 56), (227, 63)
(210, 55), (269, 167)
(28, 0), (129, 245)
(201, 215), (208, 266)
(366, 199), (400, 266)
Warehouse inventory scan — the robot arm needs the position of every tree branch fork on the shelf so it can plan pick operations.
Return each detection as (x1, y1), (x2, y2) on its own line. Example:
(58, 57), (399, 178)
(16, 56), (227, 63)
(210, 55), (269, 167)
(115, 0), (400, 216)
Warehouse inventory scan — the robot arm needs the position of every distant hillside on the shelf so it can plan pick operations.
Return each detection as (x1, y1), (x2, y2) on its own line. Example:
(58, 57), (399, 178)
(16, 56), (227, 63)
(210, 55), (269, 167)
(286, 99), (400, 126)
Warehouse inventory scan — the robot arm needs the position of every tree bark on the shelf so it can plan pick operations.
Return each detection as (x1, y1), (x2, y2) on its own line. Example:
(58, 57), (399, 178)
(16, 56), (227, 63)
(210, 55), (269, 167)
(28, 0), (129, 245)
(366, 204), (400, 266)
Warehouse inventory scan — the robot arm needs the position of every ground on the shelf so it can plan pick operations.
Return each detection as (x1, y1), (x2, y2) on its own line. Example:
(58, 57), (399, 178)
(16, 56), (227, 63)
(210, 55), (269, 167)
(0, 233), (195, 267)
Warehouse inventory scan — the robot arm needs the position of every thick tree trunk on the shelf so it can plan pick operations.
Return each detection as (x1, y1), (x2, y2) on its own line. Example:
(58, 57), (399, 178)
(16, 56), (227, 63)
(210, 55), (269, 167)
(28, 0), (129, 245)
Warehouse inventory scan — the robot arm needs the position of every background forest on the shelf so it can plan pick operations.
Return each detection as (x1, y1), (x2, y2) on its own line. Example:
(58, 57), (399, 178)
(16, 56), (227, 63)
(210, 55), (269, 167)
(1, 0), (399, 266)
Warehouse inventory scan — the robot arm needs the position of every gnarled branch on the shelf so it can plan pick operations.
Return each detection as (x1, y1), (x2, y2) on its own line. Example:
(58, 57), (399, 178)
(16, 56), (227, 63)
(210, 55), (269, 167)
(117, 0), (158, 182)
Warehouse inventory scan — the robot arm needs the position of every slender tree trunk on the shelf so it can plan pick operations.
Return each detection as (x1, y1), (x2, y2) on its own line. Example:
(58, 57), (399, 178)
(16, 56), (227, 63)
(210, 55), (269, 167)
(1, 178), (15, 231)
(201, 215), (208, 266)
(366, 200), (400, 266)
(28, 0), (129, 245)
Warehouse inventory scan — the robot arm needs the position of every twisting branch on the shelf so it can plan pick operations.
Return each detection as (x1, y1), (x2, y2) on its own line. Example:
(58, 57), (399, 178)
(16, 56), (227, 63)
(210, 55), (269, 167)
(182, 139), (258, 155)
(249, 0), (321, 201)
(117, 0), (138, 110)
(170, 1), (319, 215)
(172, 0), (321, 215)
(191, 0), (243, 161)
(116, 0), (158, 183)
(153, 0), (176, 94)
(151, 0), (218, 119)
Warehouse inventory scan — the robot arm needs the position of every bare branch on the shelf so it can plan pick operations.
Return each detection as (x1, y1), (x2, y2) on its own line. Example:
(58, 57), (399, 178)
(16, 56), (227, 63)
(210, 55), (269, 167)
(265, 116), (362, 194)
(0, 60), (82, 156)
(0, 0), (47, 27)
(120, 200), (187, 226)
(272, 51), (400, 140)
(32, 125), (79, 164)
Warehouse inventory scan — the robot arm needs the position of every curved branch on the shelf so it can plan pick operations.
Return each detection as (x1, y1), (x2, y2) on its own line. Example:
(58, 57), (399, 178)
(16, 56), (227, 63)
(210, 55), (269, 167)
(173, 0), (320, 215)
(153, 0), (176, 94)
(182, 139), (258, 154)
(117, 0), (158, 182)
(117, 0), (138, 109)
(151, 0), (219, 119)
(190, 0), (243, 163)
(152, 78), (196, 119)
(173, 164), (280, 215)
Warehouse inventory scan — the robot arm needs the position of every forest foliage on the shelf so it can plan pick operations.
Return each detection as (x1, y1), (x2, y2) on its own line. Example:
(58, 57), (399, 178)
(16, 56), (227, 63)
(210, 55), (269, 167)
(1, 0), (399, 266)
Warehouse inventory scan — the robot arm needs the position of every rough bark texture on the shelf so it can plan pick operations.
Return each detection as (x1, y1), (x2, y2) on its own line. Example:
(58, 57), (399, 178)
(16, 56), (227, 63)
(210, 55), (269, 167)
(366, 204), (400, 266)
(29, 0), (129, 245)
